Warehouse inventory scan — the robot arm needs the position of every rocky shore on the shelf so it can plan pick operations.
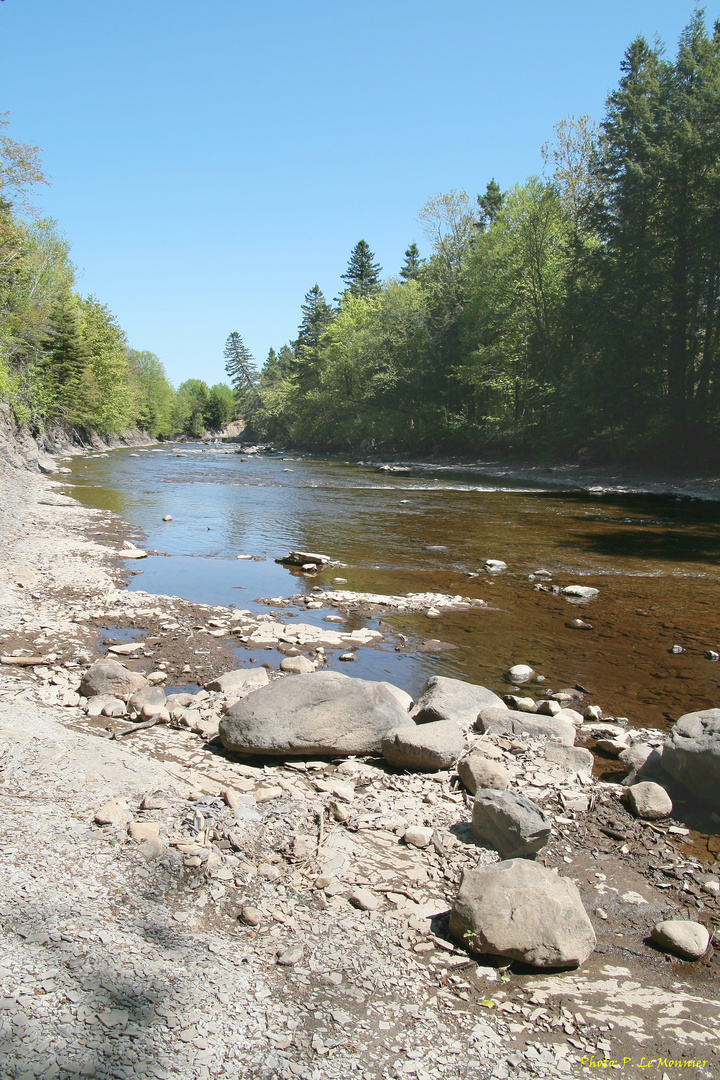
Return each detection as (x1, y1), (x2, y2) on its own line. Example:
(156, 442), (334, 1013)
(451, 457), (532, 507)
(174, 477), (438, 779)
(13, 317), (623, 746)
(0, 450), (719, 1080)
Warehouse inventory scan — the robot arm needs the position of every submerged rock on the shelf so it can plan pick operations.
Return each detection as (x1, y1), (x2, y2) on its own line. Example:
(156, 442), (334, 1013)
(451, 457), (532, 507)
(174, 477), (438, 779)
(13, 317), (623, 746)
(449, 860), (596, 968)
(219, 671), (414, 756)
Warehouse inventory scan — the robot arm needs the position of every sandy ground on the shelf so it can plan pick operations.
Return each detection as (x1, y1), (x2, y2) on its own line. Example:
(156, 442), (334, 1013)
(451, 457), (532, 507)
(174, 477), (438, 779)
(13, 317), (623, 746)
(0, 452), (719, 1080)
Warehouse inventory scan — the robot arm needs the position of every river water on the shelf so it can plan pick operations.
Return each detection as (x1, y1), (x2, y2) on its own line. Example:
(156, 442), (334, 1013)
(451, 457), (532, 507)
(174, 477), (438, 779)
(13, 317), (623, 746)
(62, 445), (720, 731)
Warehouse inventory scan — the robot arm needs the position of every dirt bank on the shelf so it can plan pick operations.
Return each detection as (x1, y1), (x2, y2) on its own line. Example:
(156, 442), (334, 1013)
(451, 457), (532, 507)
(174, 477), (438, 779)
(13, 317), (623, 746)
(0, 452), (718, 1080)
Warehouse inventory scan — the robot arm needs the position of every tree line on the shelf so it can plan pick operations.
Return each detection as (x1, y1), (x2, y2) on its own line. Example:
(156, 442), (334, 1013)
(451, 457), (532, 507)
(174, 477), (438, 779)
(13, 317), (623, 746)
(0, 117), (239, 441)
(234, 12), (720, 463)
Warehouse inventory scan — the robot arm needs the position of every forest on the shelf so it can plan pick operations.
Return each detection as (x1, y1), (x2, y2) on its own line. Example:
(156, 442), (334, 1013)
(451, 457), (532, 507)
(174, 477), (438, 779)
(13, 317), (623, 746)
(241, 13), (720, 464)
(2, 12), (720, 464)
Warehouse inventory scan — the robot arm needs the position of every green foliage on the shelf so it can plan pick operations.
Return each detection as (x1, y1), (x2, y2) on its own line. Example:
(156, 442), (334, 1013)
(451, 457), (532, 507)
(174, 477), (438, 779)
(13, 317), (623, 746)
(205, 382), (235, 430)
(249, 12), (720, 464)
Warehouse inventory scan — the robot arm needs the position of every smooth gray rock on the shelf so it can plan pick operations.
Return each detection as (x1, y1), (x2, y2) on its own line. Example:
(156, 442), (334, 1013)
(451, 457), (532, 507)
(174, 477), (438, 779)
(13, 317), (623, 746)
(128, 685), (166, 717)
(412, 676), (505, 729)
(381, 720), (463, 771)
(472, 790), (551, 858)
(449, 859), (596, 968)
(662, 709), (720, 809)
(205, 667), (269, 695)
(80, 659), (147, 699)
(618, 742), (664, 786)
(652, 920), (709, 960)
(476, 706), (576, 746)
(541, 744), (594, 777)
(457, 752), (510, 794)
(627, 781), (672, 820)
(219, 671), (414, 756)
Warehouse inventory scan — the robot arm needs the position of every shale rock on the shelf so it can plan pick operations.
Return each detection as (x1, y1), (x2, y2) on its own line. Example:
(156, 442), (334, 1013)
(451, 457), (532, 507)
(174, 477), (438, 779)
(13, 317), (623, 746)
(662, 709), (720, 809)
(476, 707), (576, 746)
(449, 859), (596, 968)
(81, 659), (147, 699)
(472, 790), (551, 859)
(457, 751), (510, 794)
(541, 744), (594, 777)
(205, 667), (270, 695)
(219, 671), (414, 756)
(412, 675), (505, 729)
(381, 720), (463, 771)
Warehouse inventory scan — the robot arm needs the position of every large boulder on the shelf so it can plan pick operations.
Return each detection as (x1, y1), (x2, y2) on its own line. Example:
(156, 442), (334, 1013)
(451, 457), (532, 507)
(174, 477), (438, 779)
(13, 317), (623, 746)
(219, 671), (414, 756)
(80, 659), (147, 699)
(477, 706), (576, 746)
(382, 720), (463, 771)
(412, 676), (505, 729)
(662, 709), (720, 809)
(449, 859), (596, 968)
(205, 668), (269, 695)
(472, 790), (551, 858)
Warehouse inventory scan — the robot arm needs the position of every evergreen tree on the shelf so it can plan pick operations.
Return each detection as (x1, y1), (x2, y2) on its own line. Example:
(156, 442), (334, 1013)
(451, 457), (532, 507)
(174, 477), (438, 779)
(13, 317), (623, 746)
(223, 331), (258, 398)
(399, 242), (423, 281)
(42, 294), (89, 421)
(340, 240), (381, 299)
(477, 179), (504, 228)
(295, 284), (334, 353)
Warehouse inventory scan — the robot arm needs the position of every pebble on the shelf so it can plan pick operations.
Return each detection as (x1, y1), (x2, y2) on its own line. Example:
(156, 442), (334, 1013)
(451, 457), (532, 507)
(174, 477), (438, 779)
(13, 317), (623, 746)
(627, 782), (672, 820)
(403, 826), (434, 848)
(94, 802), (131, 827)
(240, 904), (262, 926)
(348, 887), (381, 911)
(128, 821), (160, 841)
(277, 945), (304, 966)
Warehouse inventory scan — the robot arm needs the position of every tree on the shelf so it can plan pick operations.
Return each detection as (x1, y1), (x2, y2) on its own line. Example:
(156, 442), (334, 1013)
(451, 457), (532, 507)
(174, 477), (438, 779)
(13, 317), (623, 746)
(0, 113), (48, 215)
(204, 382), (235, 430)
(41, 293), (88, 421)
(477, 180), (505, 229)
(399, 242), (423, 281)
(340, 240), (381, 299)
(223, 331), (258, 400)
(128, 350), (176, 437)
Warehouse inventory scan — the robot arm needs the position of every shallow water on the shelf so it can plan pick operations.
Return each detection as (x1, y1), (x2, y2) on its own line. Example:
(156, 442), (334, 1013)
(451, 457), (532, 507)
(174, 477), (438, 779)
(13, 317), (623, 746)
(62, 446), (720, 729)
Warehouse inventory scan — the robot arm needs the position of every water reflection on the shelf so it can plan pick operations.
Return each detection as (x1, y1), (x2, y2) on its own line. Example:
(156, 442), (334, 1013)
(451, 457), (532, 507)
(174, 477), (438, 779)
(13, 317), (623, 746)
(64, 447), (720, 729)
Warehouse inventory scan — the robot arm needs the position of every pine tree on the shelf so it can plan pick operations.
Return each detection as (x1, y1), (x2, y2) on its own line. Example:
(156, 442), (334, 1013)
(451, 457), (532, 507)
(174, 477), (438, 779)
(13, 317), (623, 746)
(295, 284), (334, 353)
(223, 332), (258, 398)
(42, 294), (89, 422)
(340, 240), (381, 299)
(477, 180), (504, 229)
(399, 242), (423, 282)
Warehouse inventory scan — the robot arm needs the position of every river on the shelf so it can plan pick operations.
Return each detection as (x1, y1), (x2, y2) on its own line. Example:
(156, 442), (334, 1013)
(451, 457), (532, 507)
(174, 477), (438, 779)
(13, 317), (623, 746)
(61, 445), (720, 732)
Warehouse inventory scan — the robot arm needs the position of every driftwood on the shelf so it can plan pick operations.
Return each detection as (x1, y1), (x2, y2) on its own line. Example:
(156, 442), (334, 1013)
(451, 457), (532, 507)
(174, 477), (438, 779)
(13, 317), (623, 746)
(1, 656), (47, 666)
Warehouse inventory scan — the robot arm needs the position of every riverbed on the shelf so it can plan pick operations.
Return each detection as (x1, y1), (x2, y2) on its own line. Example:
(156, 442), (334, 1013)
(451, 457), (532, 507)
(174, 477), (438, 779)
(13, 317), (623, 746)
(60, 445), (720, 731)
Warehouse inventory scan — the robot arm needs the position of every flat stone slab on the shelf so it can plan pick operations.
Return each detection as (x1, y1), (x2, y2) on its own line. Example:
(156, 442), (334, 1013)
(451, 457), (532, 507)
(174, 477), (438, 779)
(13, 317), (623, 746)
(219, 671), (414, 756)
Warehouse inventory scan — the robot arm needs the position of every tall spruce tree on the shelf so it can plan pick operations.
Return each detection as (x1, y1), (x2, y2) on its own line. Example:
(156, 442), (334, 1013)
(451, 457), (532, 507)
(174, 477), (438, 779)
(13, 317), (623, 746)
(295, 284), (334, 353)
(477, 179), (504, 229)
(399, 242), (423, 281)
(42, 294), (89, 422)
(340, 240), (381, 299)
(223, 332), (257, 399)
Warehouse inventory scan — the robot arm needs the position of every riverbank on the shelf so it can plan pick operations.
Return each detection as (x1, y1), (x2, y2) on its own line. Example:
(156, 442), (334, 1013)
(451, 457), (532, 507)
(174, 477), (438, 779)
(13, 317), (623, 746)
(0, 452), (719, 1080)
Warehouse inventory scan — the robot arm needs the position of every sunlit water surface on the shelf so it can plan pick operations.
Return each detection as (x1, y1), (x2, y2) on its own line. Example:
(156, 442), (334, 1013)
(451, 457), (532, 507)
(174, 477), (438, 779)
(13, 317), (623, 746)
(62, 446), (720, 732)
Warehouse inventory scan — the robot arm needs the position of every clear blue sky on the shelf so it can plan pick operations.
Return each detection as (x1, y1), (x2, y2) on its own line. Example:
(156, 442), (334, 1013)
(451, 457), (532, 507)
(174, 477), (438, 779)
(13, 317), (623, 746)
(0, 0), (712, 387)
